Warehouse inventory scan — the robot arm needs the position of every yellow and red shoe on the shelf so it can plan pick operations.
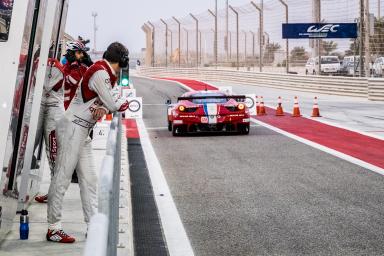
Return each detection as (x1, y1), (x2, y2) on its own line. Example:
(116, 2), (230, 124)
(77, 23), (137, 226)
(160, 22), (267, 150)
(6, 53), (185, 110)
(46, 229), (76, 243)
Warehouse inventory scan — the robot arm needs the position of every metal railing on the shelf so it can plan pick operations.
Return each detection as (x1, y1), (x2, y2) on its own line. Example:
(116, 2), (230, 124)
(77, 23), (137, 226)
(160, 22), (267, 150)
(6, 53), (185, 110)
(84, 114), (122, 256)
(137, 66), (384, 101)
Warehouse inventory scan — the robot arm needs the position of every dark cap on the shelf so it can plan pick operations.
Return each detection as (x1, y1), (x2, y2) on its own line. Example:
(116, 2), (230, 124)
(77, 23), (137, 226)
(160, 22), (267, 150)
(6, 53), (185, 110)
(104, 42), (129, 68)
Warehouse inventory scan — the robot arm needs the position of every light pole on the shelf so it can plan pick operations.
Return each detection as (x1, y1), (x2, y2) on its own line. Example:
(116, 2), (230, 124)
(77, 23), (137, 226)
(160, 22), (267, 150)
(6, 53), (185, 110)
(184, 28), (189, 66)
(250, 31), (255, 58)
(141, 23), (152, 66)
(313, 0), (321, 75)
(215, 0), (218, 66)
(226, 0), (229, 62)
(190, 13), (199, 68)
(208, 8), (218, 67)
(91, 12), (98, 52)
(199, 31), (202, 65)
(169, 29), (173, 65)
(148, 21), (155, 67)
(229, 5), (239, 70)
(278, 0), (289, 73)
(243, 30), (247, 63)
(364, 0), (371, 77)
(229, 31), (232, 60)
(160, 19), (168, 67)
(251, 1), (263, 72)
(172, 17), (181, 67)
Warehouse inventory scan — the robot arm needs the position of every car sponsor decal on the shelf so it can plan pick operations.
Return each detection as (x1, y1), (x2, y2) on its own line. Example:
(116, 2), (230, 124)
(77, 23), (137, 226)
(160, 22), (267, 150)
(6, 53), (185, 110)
(203, 103), (218, 124)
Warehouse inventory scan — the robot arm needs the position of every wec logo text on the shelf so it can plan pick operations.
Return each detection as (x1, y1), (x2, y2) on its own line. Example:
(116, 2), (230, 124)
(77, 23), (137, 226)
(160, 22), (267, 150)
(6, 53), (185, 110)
(307, 24), (340, 33)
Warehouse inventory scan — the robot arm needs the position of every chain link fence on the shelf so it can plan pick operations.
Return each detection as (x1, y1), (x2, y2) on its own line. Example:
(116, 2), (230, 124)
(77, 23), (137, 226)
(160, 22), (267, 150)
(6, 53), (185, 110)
(142, 0), (384, 77)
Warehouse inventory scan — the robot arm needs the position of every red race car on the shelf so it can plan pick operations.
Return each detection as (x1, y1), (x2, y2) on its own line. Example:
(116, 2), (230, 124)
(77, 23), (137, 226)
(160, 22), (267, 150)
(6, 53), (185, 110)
(167, 91), (250, 136)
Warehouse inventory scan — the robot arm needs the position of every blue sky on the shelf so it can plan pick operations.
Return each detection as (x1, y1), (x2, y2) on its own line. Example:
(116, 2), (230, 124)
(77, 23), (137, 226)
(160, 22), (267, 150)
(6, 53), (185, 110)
(66, 0), (251, 53)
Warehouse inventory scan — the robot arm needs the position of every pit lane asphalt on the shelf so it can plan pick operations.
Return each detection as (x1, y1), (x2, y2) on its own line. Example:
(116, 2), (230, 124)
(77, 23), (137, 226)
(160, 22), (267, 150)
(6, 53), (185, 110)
(131, 76), (384, 256)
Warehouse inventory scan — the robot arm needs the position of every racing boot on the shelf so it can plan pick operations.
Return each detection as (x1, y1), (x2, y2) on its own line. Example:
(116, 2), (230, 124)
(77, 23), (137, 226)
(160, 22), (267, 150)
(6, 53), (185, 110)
(35, 194), (48, 203)
(46, 229), (76, 243)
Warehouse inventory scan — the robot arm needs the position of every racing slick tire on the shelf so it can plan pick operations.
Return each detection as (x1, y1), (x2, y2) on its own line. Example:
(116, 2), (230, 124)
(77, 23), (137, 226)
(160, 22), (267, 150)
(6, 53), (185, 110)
(239, 124), (250, 135)
(168, 121), (172, 132)
(172, 125), (185, 136)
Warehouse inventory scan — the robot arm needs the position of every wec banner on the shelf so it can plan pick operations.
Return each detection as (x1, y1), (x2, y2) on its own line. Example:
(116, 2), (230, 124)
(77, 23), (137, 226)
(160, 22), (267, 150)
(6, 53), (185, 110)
(282, 23), (358, 39)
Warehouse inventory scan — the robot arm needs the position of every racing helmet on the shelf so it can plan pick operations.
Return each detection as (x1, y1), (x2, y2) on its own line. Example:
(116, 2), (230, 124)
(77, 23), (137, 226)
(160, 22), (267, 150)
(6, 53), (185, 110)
(66, 40), (87, 52)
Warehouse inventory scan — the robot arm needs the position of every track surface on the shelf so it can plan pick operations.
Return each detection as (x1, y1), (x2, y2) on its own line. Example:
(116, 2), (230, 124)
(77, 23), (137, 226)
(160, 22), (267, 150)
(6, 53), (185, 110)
(132, 76), (384, 256)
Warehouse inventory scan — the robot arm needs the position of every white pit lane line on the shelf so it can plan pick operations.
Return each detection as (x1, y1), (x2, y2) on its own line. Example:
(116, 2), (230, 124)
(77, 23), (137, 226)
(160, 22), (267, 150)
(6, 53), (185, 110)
(136, 118), (195, 256)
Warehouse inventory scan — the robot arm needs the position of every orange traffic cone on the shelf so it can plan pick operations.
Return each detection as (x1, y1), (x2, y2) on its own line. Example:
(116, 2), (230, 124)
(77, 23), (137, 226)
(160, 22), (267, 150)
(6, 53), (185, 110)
(276, 96), (285, 116)
(256, 96), (260, 115)
(311, 97), (321, 117)
(105, 114), (113, 121)
(292, 96), (301, 117)
(258, 96), (267, 116)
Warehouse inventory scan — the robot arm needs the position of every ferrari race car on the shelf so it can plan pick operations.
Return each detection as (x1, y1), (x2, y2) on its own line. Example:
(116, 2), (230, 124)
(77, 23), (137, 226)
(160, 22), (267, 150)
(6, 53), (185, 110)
(167, 91), (250, 136)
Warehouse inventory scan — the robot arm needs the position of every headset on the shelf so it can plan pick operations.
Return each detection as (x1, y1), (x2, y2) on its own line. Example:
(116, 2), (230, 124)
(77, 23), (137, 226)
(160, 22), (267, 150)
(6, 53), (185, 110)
(119, 52), (129, 68)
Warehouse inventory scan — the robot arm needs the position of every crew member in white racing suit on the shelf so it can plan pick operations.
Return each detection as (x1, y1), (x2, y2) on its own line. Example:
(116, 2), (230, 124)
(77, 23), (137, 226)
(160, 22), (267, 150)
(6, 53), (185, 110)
(46, 42), (129, 243)
(34, 58), (65, 203)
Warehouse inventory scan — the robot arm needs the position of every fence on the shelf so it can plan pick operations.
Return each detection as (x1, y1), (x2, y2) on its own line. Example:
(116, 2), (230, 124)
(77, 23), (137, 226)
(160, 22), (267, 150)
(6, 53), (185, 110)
(137, 66), (384, 100)
(83, 114), (123, 256)
(142, 0), (384, 77)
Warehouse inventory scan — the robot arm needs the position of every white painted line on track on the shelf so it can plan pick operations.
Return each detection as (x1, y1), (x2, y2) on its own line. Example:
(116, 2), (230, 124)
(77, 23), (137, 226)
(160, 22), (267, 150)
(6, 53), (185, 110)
(261, 103), (384, 141)
(146, 127), (169, 130)
(136, 118), (195, 256)
(251, 117), (384, 176)
(203, 79), (384, 141)
(304, 115), (384, 141)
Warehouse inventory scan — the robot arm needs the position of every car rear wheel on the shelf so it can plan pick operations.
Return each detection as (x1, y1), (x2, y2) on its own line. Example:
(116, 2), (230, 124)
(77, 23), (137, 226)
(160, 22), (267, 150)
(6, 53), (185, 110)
(239, 124), (250, 135)
(172, 126), (185, 136)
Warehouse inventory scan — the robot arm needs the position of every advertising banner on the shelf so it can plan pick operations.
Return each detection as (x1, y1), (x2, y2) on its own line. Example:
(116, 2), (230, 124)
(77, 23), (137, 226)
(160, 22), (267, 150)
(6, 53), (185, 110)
(282, 23), (358, 39)
(125, 97), (143, 119)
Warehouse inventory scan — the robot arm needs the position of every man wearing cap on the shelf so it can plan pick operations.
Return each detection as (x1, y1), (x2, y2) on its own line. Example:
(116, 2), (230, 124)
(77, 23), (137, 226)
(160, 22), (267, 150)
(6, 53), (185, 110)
(46, 42), (130, 243)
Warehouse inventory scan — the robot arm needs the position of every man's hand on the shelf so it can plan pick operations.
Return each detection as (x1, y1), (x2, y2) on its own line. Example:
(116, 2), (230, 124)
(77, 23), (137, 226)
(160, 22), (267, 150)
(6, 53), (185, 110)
(92, 107), (108, 121)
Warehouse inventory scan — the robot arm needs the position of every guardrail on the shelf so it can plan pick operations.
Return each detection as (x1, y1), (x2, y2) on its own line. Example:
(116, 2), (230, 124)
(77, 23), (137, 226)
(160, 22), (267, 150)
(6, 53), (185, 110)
(137, 67), (384, 101)
(84, 114), (122, 256)
(369, 78), (384, 101)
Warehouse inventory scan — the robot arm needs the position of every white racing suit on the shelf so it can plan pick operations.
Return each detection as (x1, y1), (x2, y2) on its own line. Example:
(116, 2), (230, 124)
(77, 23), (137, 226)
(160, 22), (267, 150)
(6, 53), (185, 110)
(47, 60), (129, 230)
(35, 59), (65, 174)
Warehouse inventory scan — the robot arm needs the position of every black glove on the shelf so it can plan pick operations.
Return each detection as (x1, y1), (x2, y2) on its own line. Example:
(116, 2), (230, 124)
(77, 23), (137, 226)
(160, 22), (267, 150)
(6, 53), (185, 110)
(82, 52), (94, 67)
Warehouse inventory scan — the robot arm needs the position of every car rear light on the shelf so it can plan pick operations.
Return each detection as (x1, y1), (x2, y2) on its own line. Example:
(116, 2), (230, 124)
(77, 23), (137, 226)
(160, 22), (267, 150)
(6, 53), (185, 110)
(238, 103), (245, 110)
(178, 105), (186, 112)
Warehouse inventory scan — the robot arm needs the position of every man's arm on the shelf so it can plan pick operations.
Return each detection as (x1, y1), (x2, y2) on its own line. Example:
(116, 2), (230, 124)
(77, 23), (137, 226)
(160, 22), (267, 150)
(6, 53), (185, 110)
(45, 66), (64, 91)
(88, 70), (129, 112)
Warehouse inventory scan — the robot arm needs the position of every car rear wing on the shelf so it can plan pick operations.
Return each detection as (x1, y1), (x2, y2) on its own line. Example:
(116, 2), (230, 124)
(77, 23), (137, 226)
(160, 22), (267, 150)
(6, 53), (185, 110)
(177, 95), (246, 102)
